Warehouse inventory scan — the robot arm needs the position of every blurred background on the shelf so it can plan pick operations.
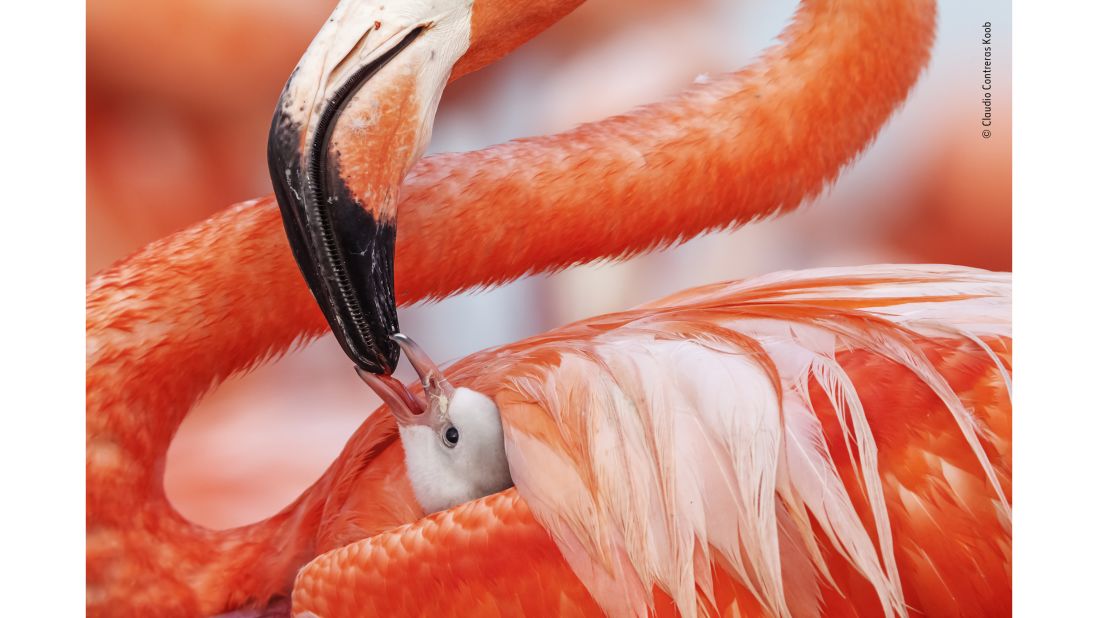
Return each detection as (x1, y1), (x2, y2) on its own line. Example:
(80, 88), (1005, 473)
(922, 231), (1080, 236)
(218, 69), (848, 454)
(87, 0), (1011, 528)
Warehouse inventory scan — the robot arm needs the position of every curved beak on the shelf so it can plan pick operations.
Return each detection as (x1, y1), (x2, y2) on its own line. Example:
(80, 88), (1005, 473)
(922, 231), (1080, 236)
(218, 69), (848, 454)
(392, 333), (455, 400)
(355, 333), (454, 427)
(355, 369), (429, 426)
(268, 0), (473, 374)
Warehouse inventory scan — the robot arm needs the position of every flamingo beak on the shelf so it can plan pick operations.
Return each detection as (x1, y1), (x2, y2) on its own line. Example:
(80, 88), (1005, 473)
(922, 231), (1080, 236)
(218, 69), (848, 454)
(355, 369), (428, 426)
(267, 0), (473, 375)
(355, 334), (453, 427)
(392, 333), (455, 400)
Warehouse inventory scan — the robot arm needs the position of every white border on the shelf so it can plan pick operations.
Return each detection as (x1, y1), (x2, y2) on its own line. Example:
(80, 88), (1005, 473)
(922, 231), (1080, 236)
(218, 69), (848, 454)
(1014, 0), (1098, 614)
(0, 0), (1092, 613)
(0, 0), (86, 613)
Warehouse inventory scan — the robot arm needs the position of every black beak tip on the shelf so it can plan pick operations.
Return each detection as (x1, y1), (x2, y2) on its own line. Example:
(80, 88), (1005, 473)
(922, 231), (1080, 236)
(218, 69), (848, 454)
(355, 331), (401, 375)
(268, 106), (403, 377)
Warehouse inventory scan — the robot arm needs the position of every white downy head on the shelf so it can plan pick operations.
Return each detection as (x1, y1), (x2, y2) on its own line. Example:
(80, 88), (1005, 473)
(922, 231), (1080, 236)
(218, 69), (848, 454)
(357, 334), (513, 513)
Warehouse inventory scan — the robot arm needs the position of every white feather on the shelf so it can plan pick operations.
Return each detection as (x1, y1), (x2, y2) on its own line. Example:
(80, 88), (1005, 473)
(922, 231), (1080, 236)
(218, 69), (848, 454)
(497, 265), (1011, 617)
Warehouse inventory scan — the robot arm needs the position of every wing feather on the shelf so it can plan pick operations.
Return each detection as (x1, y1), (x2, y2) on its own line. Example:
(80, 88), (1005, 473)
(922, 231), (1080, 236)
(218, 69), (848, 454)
(498, 265), (1011, 617)
(293, 265), (1012, 617)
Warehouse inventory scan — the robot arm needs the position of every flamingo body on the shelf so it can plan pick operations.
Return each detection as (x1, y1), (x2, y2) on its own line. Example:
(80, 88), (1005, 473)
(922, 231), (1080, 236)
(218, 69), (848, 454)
(290, 265), (1011, 617)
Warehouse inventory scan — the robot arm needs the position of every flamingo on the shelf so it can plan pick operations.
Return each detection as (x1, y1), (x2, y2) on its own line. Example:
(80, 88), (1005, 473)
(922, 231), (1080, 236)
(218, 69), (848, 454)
(86, 0), (1011, 615)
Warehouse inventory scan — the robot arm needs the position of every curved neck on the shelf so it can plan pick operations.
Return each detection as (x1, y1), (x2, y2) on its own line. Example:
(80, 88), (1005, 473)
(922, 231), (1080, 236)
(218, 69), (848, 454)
(87, 202), (335, 613)
(88, 288), (402, 613)
(394, 0), (936, 301)
(87, 0), (936, 611)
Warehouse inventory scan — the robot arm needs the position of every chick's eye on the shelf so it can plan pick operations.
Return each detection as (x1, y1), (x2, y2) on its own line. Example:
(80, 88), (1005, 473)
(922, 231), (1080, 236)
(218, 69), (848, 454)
(443, 425), (459, 447)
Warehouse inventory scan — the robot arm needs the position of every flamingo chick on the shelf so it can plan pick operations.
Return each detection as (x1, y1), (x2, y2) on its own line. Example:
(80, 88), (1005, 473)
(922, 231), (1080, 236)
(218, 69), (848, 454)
(358, 334), (513, 514)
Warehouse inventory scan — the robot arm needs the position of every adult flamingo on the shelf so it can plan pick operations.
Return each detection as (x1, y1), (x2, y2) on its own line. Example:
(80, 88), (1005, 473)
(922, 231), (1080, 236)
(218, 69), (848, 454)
(87, 0), (1011, 615)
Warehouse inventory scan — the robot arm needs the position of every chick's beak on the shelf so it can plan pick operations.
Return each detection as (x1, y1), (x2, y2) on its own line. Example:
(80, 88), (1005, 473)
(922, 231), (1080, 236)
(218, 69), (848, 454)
(356, 369), (427, 426)
(268, 0), (473, 374)
(392, 333), (455, 399)
(356, 333), (454, 426)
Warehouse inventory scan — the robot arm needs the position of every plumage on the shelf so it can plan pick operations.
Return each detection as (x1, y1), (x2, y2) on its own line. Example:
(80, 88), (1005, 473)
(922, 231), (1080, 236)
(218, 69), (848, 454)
(292, 265), (1011, 617)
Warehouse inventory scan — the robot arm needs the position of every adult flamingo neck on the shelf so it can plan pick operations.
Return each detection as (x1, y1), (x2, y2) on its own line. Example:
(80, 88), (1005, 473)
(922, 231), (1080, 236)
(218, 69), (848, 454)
(87, 207), (405, 613)
(393, 0), (937, 302)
